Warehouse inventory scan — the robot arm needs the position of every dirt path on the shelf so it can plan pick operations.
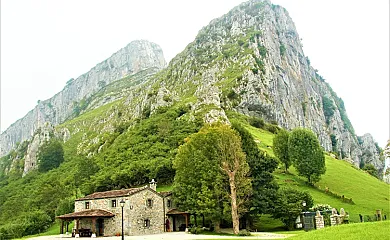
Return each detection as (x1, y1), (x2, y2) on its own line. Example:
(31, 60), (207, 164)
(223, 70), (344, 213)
(27, 232), (293, 240)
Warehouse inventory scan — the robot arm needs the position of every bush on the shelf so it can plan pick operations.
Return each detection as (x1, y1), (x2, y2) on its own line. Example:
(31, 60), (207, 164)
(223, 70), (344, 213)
(190, 226), (203, 234)
(265, 124), (280, 134)
(280, 44), (286, 56)
(310, 203), (332, 212)
(238, 229), (251, 236)
(249, 117), (265, 129)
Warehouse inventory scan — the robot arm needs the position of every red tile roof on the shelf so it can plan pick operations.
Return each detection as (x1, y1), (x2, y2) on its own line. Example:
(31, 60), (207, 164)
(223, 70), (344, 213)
(159, 191), (172, 197)
(76, 186), (148, 201)
(56, 209), (115, 219)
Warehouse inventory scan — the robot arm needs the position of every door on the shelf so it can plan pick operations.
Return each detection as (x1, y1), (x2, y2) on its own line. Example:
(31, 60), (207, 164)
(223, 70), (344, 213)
(173, 216), (176, 232)
(97, 219), (104, 236)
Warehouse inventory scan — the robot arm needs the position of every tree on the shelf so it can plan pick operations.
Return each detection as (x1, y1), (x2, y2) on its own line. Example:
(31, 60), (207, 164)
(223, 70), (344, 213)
(273, 129), (291, 172)
(288, 128), (325, 184)
(231, 122), (278, 225)
(38, 140), (64, 172)
(173, 124), (251, 234)
(272, 188), (313, 230)
(216, 125), (251, 234)
(55, 197), (75, 217)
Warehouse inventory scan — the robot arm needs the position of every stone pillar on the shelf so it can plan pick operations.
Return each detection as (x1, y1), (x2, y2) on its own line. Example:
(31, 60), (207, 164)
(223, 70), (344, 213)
(339, 208), (346, 223)
(76, 219), (80, 233)
(330, 215), (337, 226)
(315, 211), (324, 229)
(91, 217), (96, 235)
(330, 208), (339, 226)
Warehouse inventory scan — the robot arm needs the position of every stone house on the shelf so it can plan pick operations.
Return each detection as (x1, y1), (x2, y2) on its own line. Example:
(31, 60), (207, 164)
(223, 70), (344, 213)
(57, 180), (189, 237)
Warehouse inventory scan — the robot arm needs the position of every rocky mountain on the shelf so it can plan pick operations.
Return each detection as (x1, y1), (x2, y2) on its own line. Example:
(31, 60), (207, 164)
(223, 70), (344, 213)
(0, 0), (384, 177)
(0, 40), (166, 157)
(136, 0), (383, 172)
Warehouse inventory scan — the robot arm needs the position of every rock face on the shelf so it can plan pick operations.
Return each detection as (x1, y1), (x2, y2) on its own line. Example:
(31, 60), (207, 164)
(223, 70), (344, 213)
(0, 0), (384, 175)
(23, 122), (55, 175)
(0, 40), (166, 157)
(145, 0), (383, 171)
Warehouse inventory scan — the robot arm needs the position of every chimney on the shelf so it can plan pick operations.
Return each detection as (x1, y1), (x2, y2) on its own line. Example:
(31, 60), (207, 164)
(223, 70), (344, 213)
(149, 179), (157, 191)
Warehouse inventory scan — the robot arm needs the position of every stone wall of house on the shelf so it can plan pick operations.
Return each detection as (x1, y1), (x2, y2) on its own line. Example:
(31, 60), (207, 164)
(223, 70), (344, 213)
(75, 196), (123, 236)
(127, 189), (165, 235)
(73, 188), (171, 236)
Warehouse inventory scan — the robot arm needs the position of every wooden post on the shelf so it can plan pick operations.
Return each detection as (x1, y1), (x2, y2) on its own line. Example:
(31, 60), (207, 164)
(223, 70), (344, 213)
(66, 221), (69, 233)
(92, 217), (96, 234)
(185, 214), (189, 228)
(76, 219), (80, 233)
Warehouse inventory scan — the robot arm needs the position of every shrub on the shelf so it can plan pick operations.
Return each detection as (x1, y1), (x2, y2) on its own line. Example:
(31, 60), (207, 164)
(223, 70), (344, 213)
(238, 229), (251, 236)
(258, 45), (267, 58)
(280, 44), (286, 56)
(362, 164), (378, 178)
(190, 227), (203, 234)
(322, 96), (335, 125)
(163, 95), (171, 102)
(310, 203), (332, 212)
(265, 124), (280, 134)
(249, 117), (265, 129)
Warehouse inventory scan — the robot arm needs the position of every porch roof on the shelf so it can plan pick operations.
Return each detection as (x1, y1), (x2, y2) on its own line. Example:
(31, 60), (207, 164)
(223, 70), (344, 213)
(166, 208), (190, 215)
(56, 209), (115, 219)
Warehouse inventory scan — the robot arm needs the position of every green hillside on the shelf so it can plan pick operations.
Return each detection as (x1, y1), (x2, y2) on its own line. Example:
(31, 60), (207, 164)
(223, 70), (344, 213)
(236, 117), (390, 223)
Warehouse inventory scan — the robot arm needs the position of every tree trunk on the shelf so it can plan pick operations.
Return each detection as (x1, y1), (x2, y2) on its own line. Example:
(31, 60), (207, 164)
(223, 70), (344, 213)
(214, 220), (221, 232)
(229, 173), (240, 235)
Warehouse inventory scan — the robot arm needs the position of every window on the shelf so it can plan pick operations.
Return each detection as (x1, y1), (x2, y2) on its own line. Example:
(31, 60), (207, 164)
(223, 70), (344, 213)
(85, 202), (90, 209)
(111, 200), (117, 207)
(146, 199), (153, 208)
(167, 199), (172, 208)
(144, 219), (150, 228)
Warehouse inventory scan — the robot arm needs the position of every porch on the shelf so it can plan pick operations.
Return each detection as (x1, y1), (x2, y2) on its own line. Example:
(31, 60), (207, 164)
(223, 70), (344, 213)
(56, 209), (115, 237)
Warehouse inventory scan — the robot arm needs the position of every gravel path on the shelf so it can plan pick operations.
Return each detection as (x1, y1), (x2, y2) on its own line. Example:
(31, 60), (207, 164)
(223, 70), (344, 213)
(26, 232), (293, 240)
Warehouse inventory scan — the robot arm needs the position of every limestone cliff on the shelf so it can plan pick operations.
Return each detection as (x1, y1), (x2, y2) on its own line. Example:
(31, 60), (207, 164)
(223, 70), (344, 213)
(0, 0), (384, 176)
(142, 0), (383, 171)
(0, 40), (166, 157)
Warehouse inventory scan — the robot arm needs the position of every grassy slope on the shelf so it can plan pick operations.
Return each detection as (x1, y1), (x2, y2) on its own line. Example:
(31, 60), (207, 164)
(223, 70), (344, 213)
(288, 221), (390, 240)
(244, 123), (390, 223)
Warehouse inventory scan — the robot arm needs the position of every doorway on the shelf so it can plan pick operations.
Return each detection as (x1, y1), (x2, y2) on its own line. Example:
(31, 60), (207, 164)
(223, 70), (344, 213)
(97, 219), (104, 236)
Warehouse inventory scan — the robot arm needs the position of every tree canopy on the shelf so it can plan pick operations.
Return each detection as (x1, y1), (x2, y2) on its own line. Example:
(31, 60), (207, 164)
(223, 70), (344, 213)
(172, 124), (251, 233)
(38, 140), (64, 172)
(231, 122), (278, 218)
(273, 129), (291, 172)
(288, 128), (325, 184)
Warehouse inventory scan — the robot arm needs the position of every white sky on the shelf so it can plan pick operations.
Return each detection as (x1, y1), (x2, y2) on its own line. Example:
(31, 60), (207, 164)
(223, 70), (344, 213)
(1, 0), (389, 147)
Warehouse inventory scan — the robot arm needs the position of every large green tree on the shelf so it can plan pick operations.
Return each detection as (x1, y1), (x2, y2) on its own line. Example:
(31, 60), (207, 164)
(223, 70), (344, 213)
(38, 140), (64, 172)
(288, 128), (325, 184)
(173, 124), (251, 234)
(231, 122), (278, 221)
(273, 129), (291, 172)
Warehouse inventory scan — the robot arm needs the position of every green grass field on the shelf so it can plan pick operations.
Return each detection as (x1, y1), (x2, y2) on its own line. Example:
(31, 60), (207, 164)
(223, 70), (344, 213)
(288, 221), (390, 240)
(14, 222), (74, 239)
(246, 125), (390, 225)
